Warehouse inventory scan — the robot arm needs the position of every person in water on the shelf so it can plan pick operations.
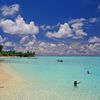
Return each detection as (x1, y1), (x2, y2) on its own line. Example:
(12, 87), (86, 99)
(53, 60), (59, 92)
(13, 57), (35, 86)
(87, 70), (91, 74)
(74, 81), (81, 87)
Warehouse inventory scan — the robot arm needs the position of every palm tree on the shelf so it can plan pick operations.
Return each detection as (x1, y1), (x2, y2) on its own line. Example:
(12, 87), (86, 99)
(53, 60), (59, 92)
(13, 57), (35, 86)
(0, 45), (3, 52)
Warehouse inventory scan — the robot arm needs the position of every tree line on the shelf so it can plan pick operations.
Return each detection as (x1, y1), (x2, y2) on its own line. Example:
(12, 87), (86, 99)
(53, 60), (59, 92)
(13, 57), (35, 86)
(0, 44), (35, 57)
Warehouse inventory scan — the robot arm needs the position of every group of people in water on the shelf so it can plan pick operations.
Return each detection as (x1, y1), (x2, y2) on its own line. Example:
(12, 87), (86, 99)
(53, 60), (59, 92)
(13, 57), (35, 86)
(74, 70), (91, 87)
(57, 59), (92, 88)
(57, 59), (63, 62)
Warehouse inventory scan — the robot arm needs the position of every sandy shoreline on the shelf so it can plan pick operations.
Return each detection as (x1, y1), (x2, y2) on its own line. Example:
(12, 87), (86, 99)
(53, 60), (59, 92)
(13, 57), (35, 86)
(0, 61), (23, 86)
(0, 61), (26, 100)
(0, 61), (23, 87)
(0, 62), (13, 86)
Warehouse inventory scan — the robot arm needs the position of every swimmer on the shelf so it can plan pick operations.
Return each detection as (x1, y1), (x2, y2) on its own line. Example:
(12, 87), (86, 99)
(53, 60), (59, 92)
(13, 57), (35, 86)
(87, 70), (91, 74)
(74, 81), (81, 87)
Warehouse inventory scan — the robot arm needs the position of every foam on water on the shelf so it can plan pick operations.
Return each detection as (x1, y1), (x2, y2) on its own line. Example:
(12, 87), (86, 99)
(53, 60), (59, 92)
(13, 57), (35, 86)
(0, 56), (100, 100)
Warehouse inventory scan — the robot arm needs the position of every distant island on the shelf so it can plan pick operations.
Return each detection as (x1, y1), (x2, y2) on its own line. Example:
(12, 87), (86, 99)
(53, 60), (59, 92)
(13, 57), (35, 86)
(0, 44), (35, 57)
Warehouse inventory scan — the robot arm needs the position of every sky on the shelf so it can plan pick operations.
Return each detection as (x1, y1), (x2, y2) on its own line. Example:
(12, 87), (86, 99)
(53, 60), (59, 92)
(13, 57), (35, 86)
(0, 0), (100, 55)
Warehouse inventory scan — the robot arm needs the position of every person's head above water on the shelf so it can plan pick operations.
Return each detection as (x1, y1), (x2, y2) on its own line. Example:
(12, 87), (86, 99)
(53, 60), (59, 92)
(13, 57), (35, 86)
(74, 81), (77, 87)
(87, 70), (91, 74)
(74, 81), (81, 87)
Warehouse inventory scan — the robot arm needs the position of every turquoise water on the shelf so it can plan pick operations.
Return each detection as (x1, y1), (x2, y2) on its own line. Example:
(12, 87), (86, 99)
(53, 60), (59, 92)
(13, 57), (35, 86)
(1, 56), (100, 100)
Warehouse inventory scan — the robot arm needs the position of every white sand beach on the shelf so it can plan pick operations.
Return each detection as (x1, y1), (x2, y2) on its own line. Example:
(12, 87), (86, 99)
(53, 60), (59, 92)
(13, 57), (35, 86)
(0, 61), (24, 100)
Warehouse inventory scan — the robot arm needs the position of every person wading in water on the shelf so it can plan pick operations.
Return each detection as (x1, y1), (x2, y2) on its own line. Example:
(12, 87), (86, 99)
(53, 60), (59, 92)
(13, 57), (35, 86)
(74, 81), (81, 87)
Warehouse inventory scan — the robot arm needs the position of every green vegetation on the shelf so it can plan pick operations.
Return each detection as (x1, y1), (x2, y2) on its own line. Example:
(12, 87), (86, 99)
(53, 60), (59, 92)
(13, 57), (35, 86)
(0, 45), (35, 57)
(0, 45), (3, 52)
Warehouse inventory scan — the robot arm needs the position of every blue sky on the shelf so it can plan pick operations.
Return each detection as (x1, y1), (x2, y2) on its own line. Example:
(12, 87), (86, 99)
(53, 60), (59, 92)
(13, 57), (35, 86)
(0, 0), (100, 55)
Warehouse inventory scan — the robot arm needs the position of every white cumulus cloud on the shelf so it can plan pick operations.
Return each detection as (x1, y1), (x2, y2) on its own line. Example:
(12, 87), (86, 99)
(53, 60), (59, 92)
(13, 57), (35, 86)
(71, 22), (87, 39)
(1, 4), (20, 16)
(20, 35), (36, 45)
(4, 41), (16, 47)
(68, 18), (86, 24)
(46, 18), (87, 39)
(40, 24), (52, 31)
(46, 23), (72, 38)
(88, 36), (100, 43)
(89, 17), (100, 23)
(0, 15), (39, 35)
(0, 35), (7, 44)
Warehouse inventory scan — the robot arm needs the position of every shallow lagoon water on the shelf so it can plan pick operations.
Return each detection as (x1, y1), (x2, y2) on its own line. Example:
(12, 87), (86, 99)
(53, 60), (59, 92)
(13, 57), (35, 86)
(1, 56), (100, 100)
